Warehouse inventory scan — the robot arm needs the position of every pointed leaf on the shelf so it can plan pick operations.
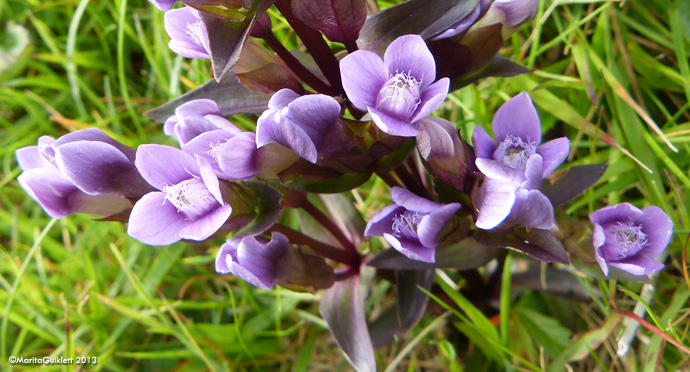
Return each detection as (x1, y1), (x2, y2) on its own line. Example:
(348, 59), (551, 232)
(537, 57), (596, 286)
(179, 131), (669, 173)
(292, 0), (367, 46)
(541, 163), (608, 206)
(144, 73), (270, 123)
(368, 269), (434, 347)
(357, 0), (480, 54)
(200, 0), (276, 81)
(451, 55), (531, 91)
(367, 238), (499, 269)
(474, 228), (569, 264)
(320, 268), (377, 372)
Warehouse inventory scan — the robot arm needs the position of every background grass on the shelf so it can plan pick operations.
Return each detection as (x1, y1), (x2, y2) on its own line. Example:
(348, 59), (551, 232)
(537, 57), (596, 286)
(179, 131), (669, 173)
(1, 0), (689, 370)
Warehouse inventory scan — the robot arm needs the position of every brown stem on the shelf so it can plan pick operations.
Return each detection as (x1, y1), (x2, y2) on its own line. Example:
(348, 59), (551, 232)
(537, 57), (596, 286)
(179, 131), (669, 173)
(275, 0), (345, 95)
(259, 28), (335, 95)
(302, 198), (358, 255)
(270, 224), (360, 267)
(394, 164), (430, 199)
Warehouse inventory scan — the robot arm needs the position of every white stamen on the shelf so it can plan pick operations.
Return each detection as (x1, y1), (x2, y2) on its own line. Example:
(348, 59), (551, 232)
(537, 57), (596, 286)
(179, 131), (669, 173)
(377, 70), (422, 120)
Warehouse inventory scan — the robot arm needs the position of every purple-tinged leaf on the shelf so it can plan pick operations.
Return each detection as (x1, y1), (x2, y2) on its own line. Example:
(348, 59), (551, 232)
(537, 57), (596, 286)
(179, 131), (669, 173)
(320, 193), (366, 248)
(474, 228), (569, 264)
(320, 267), (377, 372)
(367, 238), (499, 269)
(144, 73), (270, 123)
(541, 163), (607, 206)
(368, 269), (434, 347)
(279, 163), (373, 193)
(229, 182), (283, 237)
(357, 0), (480, 54)
(450, 56), (530, 91)
(232, 39), (303, 94)
(199, 0), (276, 81)
(511, 262), (598, 301)
(292, 0), (366, 47)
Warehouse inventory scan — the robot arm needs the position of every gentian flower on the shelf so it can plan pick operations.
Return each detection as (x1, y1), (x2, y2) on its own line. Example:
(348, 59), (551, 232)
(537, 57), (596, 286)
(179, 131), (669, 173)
(364, 187), (461, 262)
(340, 34), (450, 137)
(431, 0), (491, 40)
(148, 0), (177, 11)
(589, 203), (672, 276)
(416, 117), (473, 192)
(164, 6), (211, 59)
(472, 0), (540, 38)
(216, 232), (335, 290)
(472, 92), (569, 230)
(164, 99), (238, 146)
(128, 145), (232, 245)
(256, 88), (342, 164)
(215, 232), (289, 289)
(16, 129), (151, 218)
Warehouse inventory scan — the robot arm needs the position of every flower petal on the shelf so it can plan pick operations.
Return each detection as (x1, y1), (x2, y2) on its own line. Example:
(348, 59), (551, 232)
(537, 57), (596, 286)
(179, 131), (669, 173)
(55, 141), (143, 197)
(588, 202), (643, 226)
(16, 146), (45, 170)
(340, 50), (387, 110)
(135, 145), (199, 190)
(475, 179), (516, 230)
(417, 203), (461, 249)
(507, 188), (554, 229)
(472, 125), (496, 160)
(127, 192), (188, 245)
(368, 106), (419, 137)
(492, 92), (541, 145)
(391, 187), (443, 213)
(284, 94), (341, 144)
(411, 78), (449, 123)
(267, 88), (301, 110)
(537, 137), (569, 177)
(383, 35), (436, 87)
(475, 158), (524, 183)
(609, 254), (665, 276)
(364, 204), (404, 237)
(384, 233), (435, 263)
(520, 154), (543, 190)
(197, 156), (223, 204)
(179, 203), (232, 241)
(592, 224), (609, 276)
(637, 206), (673, 258)
(217, 132), (258, 180)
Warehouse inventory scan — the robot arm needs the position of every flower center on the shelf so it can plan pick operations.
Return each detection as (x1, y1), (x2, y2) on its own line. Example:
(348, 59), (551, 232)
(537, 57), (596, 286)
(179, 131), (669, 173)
(604, 221), (648, 260)
(494, 135), (537, 170)
(163, 178), (217, 220)
(377, 71), (422, 121)
(207, 139), (229, 161)
(185, 21), (205, 47)
(392, 211), (421, 240)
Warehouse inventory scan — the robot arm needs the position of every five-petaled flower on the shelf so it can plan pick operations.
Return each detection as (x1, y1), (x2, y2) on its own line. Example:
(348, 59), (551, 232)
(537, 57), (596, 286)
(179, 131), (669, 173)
(472, 92), (569, 230)
(340, 34), (450, 137)
(216, 232), (289, 289)
(589, 203), (672, 276)
(128, 145), (232, 245)
(364, 187), (461, 262)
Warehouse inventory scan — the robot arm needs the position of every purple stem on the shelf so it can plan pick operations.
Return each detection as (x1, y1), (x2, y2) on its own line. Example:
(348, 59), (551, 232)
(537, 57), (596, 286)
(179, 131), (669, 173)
(269, 224), (360, 267)
(258, 28), (336, 95)
(302, 198), (359, 255)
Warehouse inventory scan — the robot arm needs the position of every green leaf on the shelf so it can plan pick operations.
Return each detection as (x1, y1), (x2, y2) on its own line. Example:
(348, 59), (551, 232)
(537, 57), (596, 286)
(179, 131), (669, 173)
(516, 308), (571, 357)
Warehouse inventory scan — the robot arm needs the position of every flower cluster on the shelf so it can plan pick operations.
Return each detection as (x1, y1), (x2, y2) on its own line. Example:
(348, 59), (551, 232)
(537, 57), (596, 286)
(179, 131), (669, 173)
(14, 0), (676, 370)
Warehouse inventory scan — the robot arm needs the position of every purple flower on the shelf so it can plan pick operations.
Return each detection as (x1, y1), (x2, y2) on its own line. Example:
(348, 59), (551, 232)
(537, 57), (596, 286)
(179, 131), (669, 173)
(164, 99), (239, 146)
(183, 130), (258, 181)
(364, 187), (461, 262)
(416, 117), (473, 192)
(340, 34), (450, 137)
(215, 232), (289, 289)
(164, 6), (211, 59)
(16, 129), (151, 218)
(256, 89), (342, 164)
(431, 0), (492, 40)
(589, 203), (672, 276)
(148, 0), (177, 11)
(473, 0), (539, 38)
(472, 92), (569, 230)
(127, 145), (232, 245)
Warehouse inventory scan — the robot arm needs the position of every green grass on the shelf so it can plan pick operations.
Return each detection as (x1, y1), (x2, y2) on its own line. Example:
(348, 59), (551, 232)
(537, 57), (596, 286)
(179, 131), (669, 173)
(1, 0), (689, 370)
